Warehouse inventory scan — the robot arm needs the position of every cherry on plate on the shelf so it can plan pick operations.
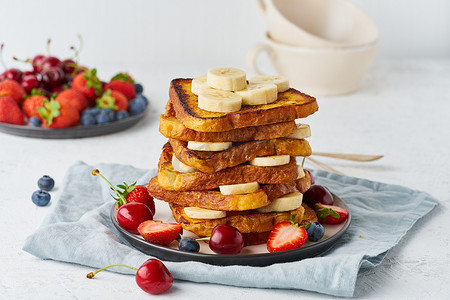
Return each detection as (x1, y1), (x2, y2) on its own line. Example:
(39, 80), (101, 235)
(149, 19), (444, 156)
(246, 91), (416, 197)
(117, 202), (153, 234)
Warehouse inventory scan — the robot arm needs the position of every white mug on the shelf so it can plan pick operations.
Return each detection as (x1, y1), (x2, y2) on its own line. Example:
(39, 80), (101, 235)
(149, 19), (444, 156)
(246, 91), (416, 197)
(247, 34), (379, 96)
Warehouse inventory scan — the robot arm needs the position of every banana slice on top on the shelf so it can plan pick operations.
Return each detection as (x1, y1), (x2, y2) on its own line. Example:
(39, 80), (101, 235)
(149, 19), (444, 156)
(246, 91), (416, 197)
(287, 124), (311, 139)
(249, 155), (290, 167)
(187, 141), (232, 151)
(207, 67), (246, 91)
(184, 207), (226, 219)
(172, 155), (198, 173)
(191, 75), (211, 95)
(219, 182), (260, 195)
(235, 83), (278, 106)
(257, 192), (303, 213)
(198, 89), (242, 113)
(249, 75), (290, 93)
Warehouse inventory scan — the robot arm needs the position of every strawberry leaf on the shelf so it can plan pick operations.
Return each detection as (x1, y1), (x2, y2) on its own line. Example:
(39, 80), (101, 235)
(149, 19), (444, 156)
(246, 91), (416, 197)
(83, 68), (102, 96)
(37, 99), (60, 125)
(96, 90), (118, 110)
(111, 72), (134, 83)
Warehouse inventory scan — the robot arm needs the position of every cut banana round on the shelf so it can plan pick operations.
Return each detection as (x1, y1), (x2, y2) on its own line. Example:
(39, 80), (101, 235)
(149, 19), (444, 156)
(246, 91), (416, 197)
(287, 124), (311, 139)
(219, 182), (260, 195)
(187, 141), (232, 151)
(296, 165), (306, 179)
(172, 155), (197, 173)
(184, 207), (226, 219)
(249, 155), (290, 167)
(206, 67), (246, 91)
(198, 89), (242, 113)
(257, 192), (303, 213)
(191, 75), (211, 95)
(249, 75), (290, 93)
(235, 83), (278, 106)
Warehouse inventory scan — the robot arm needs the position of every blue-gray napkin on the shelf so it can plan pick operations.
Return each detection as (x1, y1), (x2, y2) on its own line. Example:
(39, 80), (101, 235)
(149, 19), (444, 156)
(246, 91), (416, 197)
(23, 161), (438, 297)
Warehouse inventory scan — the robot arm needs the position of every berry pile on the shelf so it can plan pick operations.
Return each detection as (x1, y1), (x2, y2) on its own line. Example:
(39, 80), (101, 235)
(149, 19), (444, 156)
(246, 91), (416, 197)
(0, 49), (148, 128)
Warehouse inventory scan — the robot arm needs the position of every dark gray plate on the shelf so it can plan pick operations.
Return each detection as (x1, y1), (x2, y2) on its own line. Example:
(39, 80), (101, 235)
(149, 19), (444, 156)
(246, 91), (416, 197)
(111, 194), (351, 266)
(0, 110), (146, 139)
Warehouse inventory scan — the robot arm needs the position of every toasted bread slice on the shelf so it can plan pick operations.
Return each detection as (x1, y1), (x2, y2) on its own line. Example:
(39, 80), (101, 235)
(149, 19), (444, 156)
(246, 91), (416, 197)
(170, 137), (311, 173)
(169, 78), (318, 132)
(157, 142), (301, 191)
(159, 115), (297, 142)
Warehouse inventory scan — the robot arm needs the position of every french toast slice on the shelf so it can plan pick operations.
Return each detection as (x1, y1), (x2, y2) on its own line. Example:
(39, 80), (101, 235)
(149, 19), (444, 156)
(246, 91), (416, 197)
(157, 142), (301, 191)
(170, 137), (312, 173)
(159, 115), (297, 142)
(169, 78), (318, 132)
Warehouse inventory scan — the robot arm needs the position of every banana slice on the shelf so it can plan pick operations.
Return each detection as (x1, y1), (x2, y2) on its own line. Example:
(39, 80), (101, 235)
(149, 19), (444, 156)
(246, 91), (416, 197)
(249, 155), (290, 167)
(198, 89), (242, 113)
(184, 207), (226, 219)
(235, 83), (278, 106)
(287, 124), (311, 139)
(296, 165), (306, 179)
(219, 182), (260, 195)
(249, 75), (290, 92)
(187, 141), (232, 151)
(257, 192), (303, 213)
(172, 155), (197, 173)
(191, 75), (211, 95)
(207, 67), (246, 91)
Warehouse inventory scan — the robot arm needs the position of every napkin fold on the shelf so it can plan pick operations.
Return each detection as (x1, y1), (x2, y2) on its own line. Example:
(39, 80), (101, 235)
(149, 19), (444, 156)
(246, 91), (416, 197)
(23, 161), (438, 297)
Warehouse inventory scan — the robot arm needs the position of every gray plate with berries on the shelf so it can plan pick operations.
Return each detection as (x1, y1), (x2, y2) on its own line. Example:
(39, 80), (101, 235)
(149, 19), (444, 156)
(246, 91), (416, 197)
(111, 194), (351, 267)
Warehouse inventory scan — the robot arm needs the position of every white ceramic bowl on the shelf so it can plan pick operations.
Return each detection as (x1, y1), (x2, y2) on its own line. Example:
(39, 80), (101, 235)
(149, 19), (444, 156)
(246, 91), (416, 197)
(247, 34), (379, 96)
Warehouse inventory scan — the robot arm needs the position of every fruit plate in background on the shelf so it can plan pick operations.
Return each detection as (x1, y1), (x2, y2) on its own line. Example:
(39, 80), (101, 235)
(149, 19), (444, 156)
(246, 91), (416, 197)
(0, 109), (146, 139)
(111, 194), (351, 267)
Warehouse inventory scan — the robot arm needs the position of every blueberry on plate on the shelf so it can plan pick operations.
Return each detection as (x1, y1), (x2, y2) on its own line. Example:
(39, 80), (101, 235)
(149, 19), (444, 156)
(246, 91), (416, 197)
(32, 190), (51, 206)
(178, 238), (200, 253)
(134, 93), (149, 106)
(128, 99), (146, 116)
(116, 110), (129, 121)
(305, 222), (325, 242)
(96, 108), (115, 124)
(29, 117), (42, 127)
(37, 175), (55, 191)
(80, 113), (96, 126)
(134, 83), (143, 94)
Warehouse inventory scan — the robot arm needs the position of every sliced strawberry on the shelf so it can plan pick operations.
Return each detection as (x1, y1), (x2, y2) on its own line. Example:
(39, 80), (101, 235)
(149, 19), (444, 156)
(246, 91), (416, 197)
(315, 203), (348, 224)
(267, 216), (308, 253)
(138, 221), (182, 246)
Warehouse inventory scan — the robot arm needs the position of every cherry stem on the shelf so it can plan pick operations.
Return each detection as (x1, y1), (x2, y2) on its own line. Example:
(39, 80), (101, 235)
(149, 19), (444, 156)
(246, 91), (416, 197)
(86, 264), (138, 279)
(196, 237), (210, 242)
(0, 43), (7, 70)
(92, 169), (127, 206)
(46, 39), (52, 56)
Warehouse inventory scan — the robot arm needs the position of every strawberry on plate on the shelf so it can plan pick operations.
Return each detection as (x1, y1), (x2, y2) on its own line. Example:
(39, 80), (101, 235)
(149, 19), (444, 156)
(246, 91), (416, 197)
(116, 182), (155, 215)
(22, 94), (48, 119)
(267, 214), (308, 253)
(315, 203), (349, 224)
(96, 89), (128, 112)
(104, 73), (136, 100)
(71, 68), (102, 102)
(138, 220), (182, 246)
(55, 89), (88, 113)
(37, 99), (79, 129)
(0, 79), (26, 105)
(0, 95), (25, 125)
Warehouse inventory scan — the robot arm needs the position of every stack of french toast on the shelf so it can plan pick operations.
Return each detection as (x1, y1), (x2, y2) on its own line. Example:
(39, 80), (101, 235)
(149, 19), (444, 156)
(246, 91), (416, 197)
(147, 68), (319, 246)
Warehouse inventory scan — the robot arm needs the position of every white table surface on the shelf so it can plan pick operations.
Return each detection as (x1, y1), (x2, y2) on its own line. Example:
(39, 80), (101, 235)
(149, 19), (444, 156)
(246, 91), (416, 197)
(1, 59), (449, 299)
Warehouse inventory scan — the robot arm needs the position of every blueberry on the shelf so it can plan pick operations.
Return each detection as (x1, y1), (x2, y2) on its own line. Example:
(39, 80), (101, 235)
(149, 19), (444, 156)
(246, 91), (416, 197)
(178, 238), (200, 253)
(32, 190), (51, 206)
(305, 222), (325, 242)
(134, 83), (143, 94)
(37, 175), (55, 191)
(96, 109), (115, 124)
(128, 99), (146, 116)
(82, 107), (101, 118)
(135, 94), (148, 107)
(29, 117), (42, 127)
(80, 114), (96, 126)
(116, 110), (129, 121)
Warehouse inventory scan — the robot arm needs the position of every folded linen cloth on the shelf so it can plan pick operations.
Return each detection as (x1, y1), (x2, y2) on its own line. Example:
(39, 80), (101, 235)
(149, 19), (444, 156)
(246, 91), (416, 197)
(23, 161), (438, 297)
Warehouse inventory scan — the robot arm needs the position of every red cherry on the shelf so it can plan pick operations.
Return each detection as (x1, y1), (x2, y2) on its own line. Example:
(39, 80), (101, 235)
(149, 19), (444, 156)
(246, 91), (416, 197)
(21, 74), (40, 93)
(32, 55), (46, 73)
(41, 56), (62, 69)
(126, 185), (155, 216)
(305, 169), (315, 185)
(303, 184), (334, 207)
(209, 224), (244, 254)
(136, 259), (173, 295)
(41, 67), (65, 87)
(62, 59), (77, 75)
(2, 68), (22, 82)
(117, 202), (153, 234)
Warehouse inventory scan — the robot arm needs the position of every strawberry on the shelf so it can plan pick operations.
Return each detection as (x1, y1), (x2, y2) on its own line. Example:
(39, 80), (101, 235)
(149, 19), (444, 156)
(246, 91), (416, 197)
(0, 79), (26, 105)
(55, 88), (88, 113)
(96, 89), (128, 112)
(267, 215), (308, 253)
(71, 68), (102, 102)
(37, 99), (80, 129)
(22, 93), (48, 119)
(138, 220), (182, 246)
(115, 181), (155, 215)
(315, 204), (349, 224)
(0, 95), (25, 125)
(104, 73), (136, 100)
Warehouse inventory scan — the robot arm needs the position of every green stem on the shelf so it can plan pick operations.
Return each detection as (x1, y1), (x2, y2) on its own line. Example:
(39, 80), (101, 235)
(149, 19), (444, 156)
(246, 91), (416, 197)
(196, 237), (210, 242)
(86, 264), (138, 278)
(92, 169), (127, 206)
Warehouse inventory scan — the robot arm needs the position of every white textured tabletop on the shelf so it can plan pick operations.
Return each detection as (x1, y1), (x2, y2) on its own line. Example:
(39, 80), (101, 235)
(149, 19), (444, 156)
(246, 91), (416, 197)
(1, 59), (449, 299)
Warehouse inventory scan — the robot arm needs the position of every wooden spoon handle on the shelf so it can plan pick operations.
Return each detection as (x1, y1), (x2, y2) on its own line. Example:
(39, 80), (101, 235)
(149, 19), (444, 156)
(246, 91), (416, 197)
(312, 152), (384, 162)
(307, 157), (345, 175)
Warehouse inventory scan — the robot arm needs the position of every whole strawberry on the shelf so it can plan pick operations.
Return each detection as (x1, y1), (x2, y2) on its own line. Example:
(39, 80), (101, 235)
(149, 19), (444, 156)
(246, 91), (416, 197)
(96, 89), (128, 112)
(55, 89), (88, 113)
(37, 99), (80, 129)
(0, 95), (25, 125)
(0, 79), (26, 105)
(126, 185), (155, 215)
(104, 73), (136, 100)
(22, 93), (48, 119)
(71, 68), (102, 102)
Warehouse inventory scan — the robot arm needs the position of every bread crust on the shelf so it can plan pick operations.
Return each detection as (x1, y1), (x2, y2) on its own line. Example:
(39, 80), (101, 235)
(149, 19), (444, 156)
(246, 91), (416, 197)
(169, 78), (318, 132)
